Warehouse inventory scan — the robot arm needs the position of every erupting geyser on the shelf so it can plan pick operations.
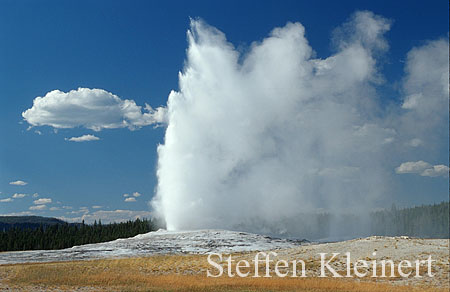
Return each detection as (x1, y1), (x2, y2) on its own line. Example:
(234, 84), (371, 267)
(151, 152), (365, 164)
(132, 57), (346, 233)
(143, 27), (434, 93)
(150, 11), (448, 238)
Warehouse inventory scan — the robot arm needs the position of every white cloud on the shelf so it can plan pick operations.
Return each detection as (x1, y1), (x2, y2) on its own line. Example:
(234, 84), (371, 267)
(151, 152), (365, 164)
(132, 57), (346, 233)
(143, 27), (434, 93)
(132, 192), (142, 197)
(79, 207), (89, 213)
(2, 211), (33, 216)
(34, 130), (42, 135)
(92, 205), (103, 209)
(22, 88), (167, 131)
(32, 193), (39, 198)
(421, 165), (449, 177)
(123, 193), (130, 197)
(62, 205), (72, 209)
(0, 198), (13, 203)
(65, 134), (100, 142)
(67, 207), (89, 215)
(49, 207), (60, 211)
(396, 161), (449, 177)
(59, 209), (153, 224)
(406, 138), (423, 147)
(395, 161), (431, 174)
(124, 197), (136, 202)
(9, 180), (27, 186)
(30, 204), (46, 210)
(12, 193), (27, 199)
(34, 198), (52, 205)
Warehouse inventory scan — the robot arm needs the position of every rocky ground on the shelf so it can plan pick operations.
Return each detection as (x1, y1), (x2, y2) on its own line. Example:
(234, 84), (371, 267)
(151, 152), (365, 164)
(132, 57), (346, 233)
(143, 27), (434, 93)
(236, 236), (449, 287)
(0, 230), (448, 290)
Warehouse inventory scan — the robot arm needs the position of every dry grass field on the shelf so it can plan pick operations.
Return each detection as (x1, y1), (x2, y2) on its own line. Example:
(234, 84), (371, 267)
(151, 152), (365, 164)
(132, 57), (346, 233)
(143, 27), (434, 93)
(0, 254), (447, 292)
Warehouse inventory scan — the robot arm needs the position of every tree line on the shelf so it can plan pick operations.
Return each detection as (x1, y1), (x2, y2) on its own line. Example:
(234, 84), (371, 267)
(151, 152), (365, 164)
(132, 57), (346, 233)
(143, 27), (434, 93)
(237, 201), (449, 240)
(0, 218), (158, 252)
(370, 201), (449, 238)
(1, 202), (447, 251)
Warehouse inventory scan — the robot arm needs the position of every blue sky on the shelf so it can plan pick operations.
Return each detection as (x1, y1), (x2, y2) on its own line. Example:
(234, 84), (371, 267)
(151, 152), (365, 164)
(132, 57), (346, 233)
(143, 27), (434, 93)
(0, 0), (448, 223)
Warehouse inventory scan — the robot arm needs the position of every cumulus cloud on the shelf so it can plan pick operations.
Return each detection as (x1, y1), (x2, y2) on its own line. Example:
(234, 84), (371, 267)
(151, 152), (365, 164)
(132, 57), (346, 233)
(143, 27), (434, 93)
(150, 12), (448, 238)
(30, 204), (46, 210)
(65, 134), (100, 142)
(9, 180), (27, 186)
(34, 198), (52, 205)
(0, 198), (13, 203)
(396, 161), (449, 177)
(12, 193), (27, 199)
(123, 193), (130, 197)
(132, 192), (142, 197)
(395, 161), (431, 174)
(32, 193), (39, 198)
(421, 165), (449, 177)
(92, 205), (103, 209)
(22, 88), (167, 131)
(124, 197), (136, 202)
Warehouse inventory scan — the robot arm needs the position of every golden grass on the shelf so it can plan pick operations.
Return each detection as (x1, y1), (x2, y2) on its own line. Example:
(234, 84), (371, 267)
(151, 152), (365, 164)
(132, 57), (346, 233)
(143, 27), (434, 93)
(0, 255), (446, 292)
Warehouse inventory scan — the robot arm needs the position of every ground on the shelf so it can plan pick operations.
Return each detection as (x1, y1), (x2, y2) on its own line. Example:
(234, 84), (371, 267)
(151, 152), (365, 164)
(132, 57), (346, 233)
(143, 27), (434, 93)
(0, 233), (448, 291)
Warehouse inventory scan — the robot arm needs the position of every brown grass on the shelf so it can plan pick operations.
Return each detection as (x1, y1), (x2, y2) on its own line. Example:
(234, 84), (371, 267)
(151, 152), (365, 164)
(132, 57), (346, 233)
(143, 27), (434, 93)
(0, 255), (446, 292)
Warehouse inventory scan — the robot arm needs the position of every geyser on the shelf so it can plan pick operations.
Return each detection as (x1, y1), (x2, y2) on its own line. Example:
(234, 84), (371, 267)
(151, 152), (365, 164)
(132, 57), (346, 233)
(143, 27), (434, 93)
(150, 11), (448, 238)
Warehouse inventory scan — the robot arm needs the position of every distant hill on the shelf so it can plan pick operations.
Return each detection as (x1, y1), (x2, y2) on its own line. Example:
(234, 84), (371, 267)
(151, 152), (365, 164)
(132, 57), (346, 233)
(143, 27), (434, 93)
(0, 216), (67, 231)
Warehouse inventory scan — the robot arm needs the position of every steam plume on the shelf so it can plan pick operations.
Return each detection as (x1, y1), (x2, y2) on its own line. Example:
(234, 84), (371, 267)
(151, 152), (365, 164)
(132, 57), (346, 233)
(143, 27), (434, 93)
(151, 11), (448, 238)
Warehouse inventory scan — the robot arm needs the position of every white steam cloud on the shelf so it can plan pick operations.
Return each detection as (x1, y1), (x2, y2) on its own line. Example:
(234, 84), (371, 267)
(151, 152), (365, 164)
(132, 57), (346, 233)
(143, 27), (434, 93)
(150, 12), (448, 237)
